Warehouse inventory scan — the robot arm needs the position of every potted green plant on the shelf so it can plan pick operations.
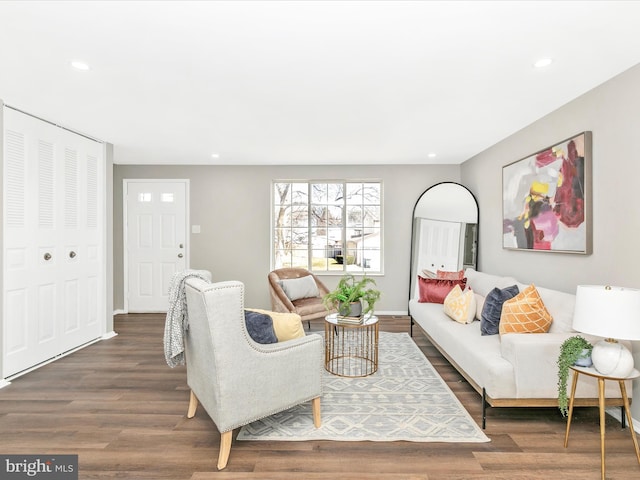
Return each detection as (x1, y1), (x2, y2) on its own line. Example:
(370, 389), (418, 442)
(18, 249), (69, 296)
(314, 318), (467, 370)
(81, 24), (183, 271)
(557, 335), (593, 417)
(323, 274), (381, 317)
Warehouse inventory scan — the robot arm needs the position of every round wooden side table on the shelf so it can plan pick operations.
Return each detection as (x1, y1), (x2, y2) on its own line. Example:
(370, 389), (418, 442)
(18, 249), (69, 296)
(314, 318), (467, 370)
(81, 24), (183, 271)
(564, 365), (640, 480)
(324, 313), (379, 377)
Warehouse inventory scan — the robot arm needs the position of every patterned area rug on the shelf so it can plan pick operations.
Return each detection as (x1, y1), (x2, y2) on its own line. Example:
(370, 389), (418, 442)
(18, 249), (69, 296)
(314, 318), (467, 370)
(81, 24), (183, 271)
(237, 332), (490, 443)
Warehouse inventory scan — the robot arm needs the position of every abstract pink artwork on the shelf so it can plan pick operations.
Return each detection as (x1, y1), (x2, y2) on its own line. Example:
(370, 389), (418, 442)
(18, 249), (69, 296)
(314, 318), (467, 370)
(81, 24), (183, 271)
(502, 132), (591, 254)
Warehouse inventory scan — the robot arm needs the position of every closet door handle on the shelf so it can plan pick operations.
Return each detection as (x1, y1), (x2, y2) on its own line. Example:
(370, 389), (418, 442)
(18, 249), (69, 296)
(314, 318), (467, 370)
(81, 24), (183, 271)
(69, 251), (77, 259)
(44, 252), (52, 261)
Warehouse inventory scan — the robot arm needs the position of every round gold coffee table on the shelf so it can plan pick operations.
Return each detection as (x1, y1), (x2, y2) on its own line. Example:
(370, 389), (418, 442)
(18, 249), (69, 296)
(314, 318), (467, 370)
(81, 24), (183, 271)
(324, 313), (379, 377)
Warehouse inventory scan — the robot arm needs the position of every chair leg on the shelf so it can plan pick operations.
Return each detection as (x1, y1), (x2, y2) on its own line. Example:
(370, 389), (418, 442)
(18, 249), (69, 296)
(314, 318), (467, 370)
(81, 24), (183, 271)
(312, 396), (322, 428)
(217, 430), (233, 470)
(187, 390), (199, 418)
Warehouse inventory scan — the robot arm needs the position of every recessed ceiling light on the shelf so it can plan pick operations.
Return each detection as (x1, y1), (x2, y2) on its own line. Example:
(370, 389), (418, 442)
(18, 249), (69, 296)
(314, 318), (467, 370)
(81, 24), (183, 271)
(533, 58), (553, 68)
(70, 60), (91, 71)
(211, 153), (220, 159)
(427, 153), (437, 158)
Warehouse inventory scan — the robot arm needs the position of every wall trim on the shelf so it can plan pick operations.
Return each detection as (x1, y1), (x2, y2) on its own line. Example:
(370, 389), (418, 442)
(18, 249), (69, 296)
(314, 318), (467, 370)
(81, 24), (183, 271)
(606, 407), (640, 434)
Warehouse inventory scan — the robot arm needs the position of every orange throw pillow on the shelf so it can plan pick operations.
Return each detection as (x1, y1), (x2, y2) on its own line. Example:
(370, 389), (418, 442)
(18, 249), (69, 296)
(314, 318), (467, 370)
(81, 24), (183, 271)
(499, 284), (553, 335)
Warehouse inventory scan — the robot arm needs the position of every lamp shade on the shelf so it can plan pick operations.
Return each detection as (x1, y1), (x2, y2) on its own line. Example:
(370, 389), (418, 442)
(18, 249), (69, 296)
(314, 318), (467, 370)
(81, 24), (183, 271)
(572, 285), (640, 340)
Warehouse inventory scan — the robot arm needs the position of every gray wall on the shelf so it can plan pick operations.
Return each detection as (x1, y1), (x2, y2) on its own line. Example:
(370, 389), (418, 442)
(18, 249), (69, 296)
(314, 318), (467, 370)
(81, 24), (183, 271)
(460, 62), (640, 420)
(113, 164), (460, 313)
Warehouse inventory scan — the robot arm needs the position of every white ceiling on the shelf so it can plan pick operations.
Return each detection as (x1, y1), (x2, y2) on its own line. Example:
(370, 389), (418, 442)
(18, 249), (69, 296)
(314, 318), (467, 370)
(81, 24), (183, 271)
(1, 1), (640, 166)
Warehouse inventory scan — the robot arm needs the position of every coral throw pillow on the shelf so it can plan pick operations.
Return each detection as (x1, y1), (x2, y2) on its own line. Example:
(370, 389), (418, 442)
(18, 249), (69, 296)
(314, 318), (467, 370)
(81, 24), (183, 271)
(443, 285), (477, 324)
(499, 284), (554, 335)
(437, 269), (465, 280)
(418, 277), (467, 304)
(480, 285), (519, 335)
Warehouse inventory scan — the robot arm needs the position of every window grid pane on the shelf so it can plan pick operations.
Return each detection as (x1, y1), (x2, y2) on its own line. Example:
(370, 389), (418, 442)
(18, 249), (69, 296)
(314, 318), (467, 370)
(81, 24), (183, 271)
(273, 181), (381, 273)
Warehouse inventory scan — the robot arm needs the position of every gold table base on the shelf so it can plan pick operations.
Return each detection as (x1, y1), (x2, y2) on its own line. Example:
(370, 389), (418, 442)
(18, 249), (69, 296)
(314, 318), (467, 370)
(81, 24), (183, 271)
(324, 314), (379, 377)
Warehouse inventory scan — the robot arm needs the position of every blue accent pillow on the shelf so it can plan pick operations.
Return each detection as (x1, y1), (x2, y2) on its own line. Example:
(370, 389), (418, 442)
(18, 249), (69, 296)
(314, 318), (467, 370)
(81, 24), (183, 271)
(244, 310), (278, 344)
(480, 285), (519, 336)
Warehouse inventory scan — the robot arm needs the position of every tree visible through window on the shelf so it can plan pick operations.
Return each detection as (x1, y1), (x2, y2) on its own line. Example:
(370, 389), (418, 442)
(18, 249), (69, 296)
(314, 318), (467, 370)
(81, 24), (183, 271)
(273, 181), (382, 273)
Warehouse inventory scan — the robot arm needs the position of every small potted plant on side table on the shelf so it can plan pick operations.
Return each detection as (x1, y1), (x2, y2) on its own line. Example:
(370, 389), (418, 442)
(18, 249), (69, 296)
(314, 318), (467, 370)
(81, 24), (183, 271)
(323, 274), (381, 318)
(557, 335), (594, 417)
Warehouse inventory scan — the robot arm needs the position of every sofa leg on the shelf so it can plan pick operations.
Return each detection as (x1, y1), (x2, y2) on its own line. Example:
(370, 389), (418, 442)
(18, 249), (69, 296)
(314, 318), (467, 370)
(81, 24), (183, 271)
(622, 406), (627, 429)
(410, 317), (413, 336)
(482, 388), (487, 429)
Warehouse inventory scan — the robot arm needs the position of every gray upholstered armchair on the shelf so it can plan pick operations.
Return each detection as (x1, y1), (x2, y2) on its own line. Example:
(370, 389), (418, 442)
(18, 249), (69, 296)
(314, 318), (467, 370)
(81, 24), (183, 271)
(183, 277), (323, 470)
(268, 267), (336, 328)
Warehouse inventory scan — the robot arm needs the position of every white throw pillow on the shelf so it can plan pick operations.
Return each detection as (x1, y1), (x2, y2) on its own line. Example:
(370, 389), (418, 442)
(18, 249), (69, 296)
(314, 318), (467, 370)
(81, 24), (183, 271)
(279, 275), (319, 301)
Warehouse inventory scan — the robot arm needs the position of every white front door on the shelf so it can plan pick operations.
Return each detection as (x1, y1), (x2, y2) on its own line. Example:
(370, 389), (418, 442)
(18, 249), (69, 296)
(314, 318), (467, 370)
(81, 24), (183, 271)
(125, 180), (188, 312)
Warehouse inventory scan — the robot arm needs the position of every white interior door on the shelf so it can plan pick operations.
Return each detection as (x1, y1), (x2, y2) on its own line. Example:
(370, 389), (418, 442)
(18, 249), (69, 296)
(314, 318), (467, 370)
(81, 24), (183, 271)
(125, 180), (188, 312)
(417, 218), (462, 272)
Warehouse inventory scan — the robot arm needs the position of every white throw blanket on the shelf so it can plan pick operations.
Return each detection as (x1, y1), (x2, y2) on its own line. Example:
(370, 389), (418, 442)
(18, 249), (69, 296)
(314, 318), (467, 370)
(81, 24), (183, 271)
(163, 269), (211, 368)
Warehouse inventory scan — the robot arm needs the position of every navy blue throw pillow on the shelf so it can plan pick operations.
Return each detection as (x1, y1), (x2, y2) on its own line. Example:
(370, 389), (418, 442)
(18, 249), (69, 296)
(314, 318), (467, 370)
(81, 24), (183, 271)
(244, 310), (278, 344)
(480, 285), (520, 336)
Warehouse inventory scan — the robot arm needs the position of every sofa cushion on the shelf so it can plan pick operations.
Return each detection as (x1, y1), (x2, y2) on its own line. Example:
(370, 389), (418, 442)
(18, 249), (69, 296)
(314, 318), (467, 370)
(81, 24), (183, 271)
(499, 284), (553, 335)
(480, 284), (519, 335)
(443, 285), (477, 324)
(245, 308), (305, 342)
(279, 275), (319, 301)
(409, 299), (517, 399)
(244, 310), (278, 344)
(464, 268), (519, 297)
(418, 276), (467, 304)
(474, 293), (485, 320)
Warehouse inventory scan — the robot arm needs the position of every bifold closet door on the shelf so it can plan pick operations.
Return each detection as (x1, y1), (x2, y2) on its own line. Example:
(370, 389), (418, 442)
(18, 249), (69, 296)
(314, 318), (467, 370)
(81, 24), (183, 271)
(3, 108), (105, 378)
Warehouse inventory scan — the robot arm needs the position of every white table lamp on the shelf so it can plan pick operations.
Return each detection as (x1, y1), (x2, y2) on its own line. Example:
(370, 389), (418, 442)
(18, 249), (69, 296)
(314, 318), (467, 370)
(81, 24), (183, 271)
(572, 285), (640, 378)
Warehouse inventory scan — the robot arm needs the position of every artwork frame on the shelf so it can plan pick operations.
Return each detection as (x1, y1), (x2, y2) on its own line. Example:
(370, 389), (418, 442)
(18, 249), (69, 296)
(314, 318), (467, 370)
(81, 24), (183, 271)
(502, 131), (592, 254)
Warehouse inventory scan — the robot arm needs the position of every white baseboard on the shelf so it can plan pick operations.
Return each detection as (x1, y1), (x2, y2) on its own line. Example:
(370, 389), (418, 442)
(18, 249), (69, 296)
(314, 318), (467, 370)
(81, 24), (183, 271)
(113, 309), (127, 315)
(606, 407), (640, 434)
(101, 331), (118, 340)
(375, 310), (409, 316)
(0, 379), (11, 389)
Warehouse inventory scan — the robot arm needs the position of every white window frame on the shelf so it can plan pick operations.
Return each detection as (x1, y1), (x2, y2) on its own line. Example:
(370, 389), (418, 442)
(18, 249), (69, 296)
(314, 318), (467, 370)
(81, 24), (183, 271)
(271, 180), (383, 275)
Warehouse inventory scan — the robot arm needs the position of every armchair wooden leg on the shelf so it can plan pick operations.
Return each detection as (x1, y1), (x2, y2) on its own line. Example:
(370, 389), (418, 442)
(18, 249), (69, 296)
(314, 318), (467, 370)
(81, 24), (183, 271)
(312, 396), (321, 428)
(187, 390), (199, 418)
(217, 430), (233, 470)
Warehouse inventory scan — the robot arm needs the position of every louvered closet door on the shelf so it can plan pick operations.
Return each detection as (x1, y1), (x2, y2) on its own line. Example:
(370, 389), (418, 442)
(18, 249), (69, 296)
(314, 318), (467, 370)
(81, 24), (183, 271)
(3, 108), (104, 378)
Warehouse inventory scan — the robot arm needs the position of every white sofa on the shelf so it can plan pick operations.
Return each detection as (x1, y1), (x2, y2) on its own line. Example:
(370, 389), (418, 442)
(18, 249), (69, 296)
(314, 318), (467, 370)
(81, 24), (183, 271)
(409, 268), (631, 427)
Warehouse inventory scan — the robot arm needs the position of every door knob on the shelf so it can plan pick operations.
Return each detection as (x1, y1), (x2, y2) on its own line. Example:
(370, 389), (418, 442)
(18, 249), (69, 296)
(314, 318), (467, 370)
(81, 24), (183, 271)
(44, 252), (52, 261)
(69, 251), (77, 258)
(178, 253), (183, 258)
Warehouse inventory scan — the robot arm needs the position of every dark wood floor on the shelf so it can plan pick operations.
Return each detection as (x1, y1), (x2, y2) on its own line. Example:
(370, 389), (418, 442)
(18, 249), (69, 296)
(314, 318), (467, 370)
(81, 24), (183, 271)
(1, 314), (639, 479)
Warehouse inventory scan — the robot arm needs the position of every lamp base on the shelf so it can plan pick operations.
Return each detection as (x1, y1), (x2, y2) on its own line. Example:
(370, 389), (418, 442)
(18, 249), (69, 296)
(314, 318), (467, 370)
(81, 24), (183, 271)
(591, 338), (635, 378)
